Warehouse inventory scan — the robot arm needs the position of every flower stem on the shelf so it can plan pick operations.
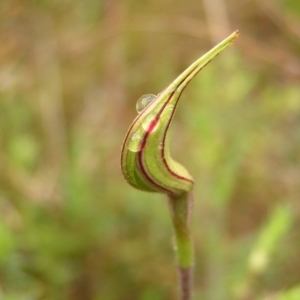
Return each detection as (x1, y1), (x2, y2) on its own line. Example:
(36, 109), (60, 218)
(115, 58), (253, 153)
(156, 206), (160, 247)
(168, 192), (194, 300)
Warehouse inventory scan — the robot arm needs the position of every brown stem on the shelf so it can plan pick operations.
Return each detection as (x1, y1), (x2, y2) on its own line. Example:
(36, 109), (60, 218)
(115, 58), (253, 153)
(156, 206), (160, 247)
(178, 266), (193, 300)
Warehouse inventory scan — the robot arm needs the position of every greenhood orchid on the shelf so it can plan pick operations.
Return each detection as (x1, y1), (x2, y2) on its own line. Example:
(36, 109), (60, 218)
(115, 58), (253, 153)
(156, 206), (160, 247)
(121, 31), (239, 197)
(120, 31), (239, 300)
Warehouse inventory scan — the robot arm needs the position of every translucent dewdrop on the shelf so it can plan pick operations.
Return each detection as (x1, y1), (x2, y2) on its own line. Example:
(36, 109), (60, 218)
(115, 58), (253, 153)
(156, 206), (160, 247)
(127, 132), (142, 152)
(136, 94), (156, 113)
(142, 114), (159, 132)
(158, 142), (164, 150)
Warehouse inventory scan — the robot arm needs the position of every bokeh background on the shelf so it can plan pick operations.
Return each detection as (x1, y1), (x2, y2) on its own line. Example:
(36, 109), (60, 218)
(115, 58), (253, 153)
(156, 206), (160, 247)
(1, 0), (300, 299)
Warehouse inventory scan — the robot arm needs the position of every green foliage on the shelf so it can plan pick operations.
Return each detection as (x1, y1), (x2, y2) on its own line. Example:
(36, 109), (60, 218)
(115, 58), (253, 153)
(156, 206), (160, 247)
(276, 286), (300, 300)
(249, 204), (293, 274)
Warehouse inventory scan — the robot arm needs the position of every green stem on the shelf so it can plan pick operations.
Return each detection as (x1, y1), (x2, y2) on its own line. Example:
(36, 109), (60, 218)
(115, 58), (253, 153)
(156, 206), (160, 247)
(168, 192), (194, 300)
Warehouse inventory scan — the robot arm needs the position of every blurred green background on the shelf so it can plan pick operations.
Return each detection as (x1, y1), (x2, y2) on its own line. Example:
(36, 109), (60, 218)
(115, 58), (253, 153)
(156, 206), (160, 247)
(0, 0), (300, 299)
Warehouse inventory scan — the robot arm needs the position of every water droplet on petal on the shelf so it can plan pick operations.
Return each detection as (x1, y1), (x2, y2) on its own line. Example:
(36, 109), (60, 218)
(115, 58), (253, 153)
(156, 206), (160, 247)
(136, 94), (156, 113)
(142, 114), (159, 133)
(127, 132), (142, 152)
(158, 142), (164, 150)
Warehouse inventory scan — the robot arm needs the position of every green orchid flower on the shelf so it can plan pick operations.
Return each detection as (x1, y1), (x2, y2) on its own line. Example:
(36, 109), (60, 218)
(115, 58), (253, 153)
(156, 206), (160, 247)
(121, 31), (239, 300)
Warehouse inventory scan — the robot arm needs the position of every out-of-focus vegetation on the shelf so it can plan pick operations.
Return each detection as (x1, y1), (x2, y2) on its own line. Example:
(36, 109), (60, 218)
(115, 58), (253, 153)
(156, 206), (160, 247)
(0, 1), (300, 299)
